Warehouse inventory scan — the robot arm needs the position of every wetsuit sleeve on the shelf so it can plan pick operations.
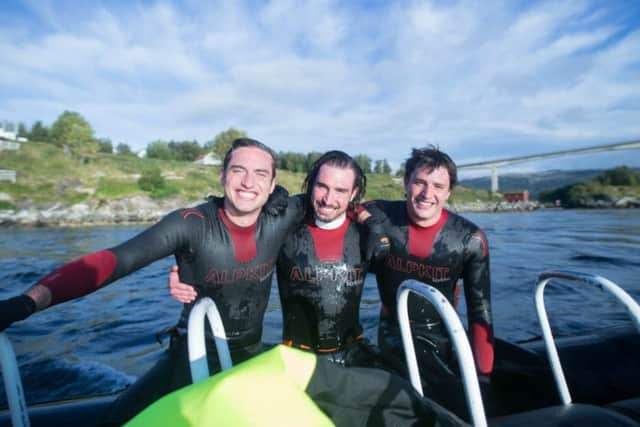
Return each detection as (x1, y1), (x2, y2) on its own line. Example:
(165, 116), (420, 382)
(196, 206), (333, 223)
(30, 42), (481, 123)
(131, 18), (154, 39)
(37, 210), (195, 306)
(462, 229), (494, 375)
(283, 193), (308, 226)
(359, 200), (393, 270)
(360, 200), (386, 222)
(363, 209), (391, 263)
(0, 295), (37, 331)
(263, 185), (290, 216)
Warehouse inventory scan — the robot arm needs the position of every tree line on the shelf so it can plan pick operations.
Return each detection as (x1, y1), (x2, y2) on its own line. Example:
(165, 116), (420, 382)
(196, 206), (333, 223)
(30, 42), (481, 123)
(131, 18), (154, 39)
(2, 112), (396, 175)
(539, 166), (640, 207)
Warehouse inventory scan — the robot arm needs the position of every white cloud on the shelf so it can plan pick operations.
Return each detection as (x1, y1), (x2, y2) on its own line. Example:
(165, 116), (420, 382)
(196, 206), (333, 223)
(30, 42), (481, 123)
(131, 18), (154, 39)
(0, 0), (638, 172)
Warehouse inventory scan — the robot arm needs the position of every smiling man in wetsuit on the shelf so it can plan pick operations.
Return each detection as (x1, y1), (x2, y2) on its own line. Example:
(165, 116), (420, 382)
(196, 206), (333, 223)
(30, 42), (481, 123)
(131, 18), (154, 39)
(277, 151), (389, 366)
(363, 145), (493, 421)
(170, 150), (390, 367)
(0, 138), (304, 424)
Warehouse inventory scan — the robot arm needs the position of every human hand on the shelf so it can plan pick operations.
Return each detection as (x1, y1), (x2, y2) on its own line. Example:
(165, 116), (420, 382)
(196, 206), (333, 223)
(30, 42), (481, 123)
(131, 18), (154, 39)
(168, 265), (198, 304)
(347, 204), (371, 223)
(357, 207), (371, 223)
(263, 185), (289, 216)
(0, 295), (36, 332)
(363, 207), (391, 262)
(365, 222), (390, 262)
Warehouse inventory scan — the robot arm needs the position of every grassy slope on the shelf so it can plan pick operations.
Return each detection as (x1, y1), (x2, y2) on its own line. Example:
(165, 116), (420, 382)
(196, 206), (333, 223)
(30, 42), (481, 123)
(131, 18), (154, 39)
(0, 141), (497, 208)
(0, 141), (221, 206)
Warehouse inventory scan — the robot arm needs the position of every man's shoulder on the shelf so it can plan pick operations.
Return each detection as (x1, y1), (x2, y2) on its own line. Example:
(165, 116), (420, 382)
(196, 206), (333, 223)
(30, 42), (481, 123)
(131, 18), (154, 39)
(445, 210), (489, 252)
(363, 199), (404, 215)
(190, 198), (219, 212)
(163, 199), (218, 223)
(364, 199), (404, 208)
(259, 194), (306, 233)
(445, 209), (480, 230)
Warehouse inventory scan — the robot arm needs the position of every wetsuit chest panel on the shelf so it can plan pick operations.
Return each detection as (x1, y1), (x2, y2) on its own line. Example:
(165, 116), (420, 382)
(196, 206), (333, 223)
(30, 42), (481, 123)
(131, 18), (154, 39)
(408, 210), (448, 258)
(308, 219), (349, 262)
(277, 220), (366, 349)
(366, 200), (494, 375)
(218, 208), (257, 262)
(370, 201), (471, 323)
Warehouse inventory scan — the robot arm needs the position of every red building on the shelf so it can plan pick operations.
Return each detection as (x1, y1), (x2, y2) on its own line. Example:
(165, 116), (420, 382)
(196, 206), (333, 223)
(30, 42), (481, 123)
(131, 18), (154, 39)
(503, 190), (529, 203)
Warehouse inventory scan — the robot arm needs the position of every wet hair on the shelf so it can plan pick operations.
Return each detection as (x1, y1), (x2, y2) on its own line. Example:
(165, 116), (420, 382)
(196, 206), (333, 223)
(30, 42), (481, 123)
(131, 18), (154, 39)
(302, 150), (367, 208)
(222, 138), (277, 178)
(404, 145), (458, 189)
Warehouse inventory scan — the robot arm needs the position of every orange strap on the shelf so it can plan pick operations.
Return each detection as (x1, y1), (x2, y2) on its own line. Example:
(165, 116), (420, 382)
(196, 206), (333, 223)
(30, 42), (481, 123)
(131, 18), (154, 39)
(282, 335), (364, 353)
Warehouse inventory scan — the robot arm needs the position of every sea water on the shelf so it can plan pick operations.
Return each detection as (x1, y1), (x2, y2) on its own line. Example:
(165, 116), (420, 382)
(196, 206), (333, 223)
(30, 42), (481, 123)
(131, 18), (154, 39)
(0, 208), (638, 407)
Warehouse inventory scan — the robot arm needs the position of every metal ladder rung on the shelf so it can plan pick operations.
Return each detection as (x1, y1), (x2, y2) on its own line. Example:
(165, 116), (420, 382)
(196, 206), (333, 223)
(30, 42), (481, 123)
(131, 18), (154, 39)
(535, 270), (640, 405)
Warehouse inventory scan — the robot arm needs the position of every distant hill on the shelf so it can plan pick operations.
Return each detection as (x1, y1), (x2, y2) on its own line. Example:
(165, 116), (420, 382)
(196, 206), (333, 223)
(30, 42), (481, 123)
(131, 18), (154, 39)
(459, 169), (617, 198)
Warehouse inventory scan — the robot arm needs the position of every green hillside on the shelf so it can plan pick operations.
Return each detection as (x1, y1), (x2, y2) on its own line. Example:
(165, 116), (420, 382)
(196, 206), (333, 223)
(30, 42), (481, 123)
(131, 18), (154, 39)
(538, 167), (640, 207)
(0, 141), (501, 210)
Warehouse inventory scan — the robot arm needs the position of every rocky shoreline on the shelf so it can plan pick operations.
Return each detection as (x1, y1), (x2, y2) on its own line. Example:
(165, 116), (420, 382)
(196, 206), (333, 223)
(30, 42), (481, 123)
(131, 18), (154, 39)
(0, 196), (195, 228)
(0, 196), (637, 228)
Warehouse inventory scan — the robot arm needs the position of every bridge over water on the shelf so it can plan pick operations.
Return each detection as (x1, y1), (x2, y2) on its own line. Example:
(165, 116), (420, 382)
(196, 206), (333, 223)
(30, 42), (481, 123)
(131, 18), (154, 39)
(457, 140), (640, 192)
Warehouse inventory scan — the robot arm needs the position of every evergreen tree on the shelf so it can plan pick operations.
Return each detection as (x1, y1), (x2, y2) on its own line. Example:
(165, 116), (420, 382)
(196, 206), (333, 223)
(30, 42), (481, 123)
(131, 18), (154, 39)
(29, 121), (50, 142)
(116, 143), (134, 156)
(96, 138), (113, 153)
(354, 154), (372, 174)
(17, 123), (28, 138)
(146, 140), (172, 160)
(169, 140), (204, 161)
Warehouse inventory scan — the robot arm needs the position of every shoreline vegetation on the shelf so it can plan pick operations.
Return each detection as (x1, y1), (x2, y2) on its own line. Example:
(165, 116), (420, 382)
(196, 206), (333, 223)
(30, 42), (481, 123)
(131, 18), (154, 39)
(1, 141), (639, 228)
(1, 193), (638, 230)
(2, 196), (639, 228)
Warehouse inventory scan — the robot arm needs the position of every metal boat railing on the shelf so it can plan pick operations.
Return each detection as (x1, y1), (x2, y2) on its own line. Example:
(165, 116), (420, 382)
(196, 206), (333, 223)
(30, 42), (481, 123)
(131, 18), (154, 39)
(0, 297), (231, 427)
(535, 270), (640, 405)
(397, 280), (488, 427)
(0, 333), (30, 427)
(187, 297), (233, 383)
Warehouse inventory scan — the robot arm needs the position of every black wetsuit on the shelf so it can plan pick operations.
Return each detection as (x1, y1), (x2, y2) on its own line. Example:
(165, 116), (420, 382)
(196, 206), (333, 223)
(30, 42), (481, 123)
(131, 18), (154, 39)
(364, 200), (493, 420)
(276, 216), (380, 366)
(35, 196), (304, 424)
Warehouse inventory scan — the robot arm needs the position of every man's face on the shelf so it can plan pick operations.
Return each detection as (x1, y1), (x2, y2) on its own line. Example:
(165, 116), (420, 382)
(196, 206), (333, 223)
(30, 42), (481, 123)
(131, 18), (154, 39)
(312, 164), (358, 222)
(405, 165), (451, 227)
(220, 146), (275, 220)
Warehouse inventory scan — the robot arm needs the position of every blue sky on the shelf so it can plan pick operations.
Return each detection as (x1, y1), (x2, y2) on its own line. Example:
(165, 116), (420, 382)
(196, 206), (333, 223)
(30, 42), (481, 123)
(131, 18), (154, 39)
(1, 0), (639, 177)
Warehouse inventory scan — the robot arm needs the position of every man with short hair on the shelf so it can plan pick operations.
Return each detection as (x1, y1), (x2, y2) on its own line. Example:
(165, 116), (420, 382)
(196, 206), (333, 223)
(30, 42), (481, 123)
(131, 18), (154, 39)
(0, 138), (304, 424)
(364, 145), (493, 420)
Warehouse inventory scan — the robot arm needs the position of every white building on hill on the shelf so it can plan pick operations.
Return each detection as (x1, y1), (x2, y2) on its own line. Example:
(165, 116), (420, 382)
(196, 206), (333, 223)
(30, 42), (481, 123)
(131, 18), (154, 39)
(194, 152), (221, 166)
(0, 128), (16, 141)
(0, 128), (27, 143)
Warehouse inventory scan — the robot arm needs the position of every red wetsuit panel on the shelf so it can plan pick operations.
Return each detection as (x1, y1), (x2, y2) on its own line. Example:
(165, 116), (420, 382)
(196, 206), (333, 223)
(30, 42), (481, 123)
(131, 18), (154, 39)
(308, 218), (350, 262)
(470, 230), (489, 258)
(218, 208), (257, 263)
(471, 322), (494, 375)
(408, 210), (449, 258)
(37, 250), (117, 305)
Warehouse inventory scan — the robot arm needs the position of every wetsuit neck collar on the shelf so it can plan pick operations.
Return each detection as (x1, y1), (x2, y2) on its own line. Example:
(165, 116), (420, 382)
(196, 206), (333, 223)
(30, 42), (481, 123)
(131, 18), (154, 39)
(314, 213), (346, 230)
(219, 208), (257, 231)
(408, 208), (449, 229)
